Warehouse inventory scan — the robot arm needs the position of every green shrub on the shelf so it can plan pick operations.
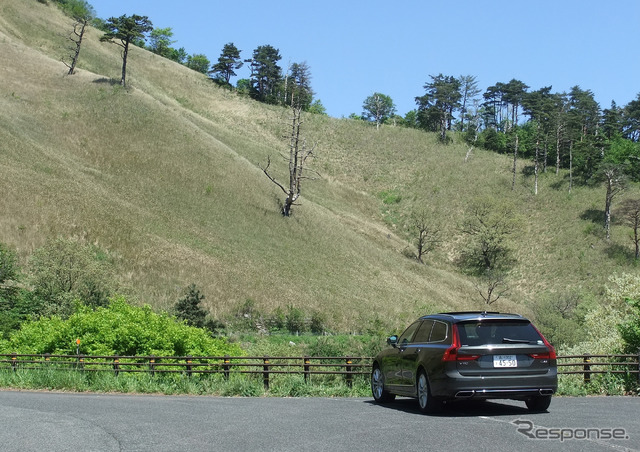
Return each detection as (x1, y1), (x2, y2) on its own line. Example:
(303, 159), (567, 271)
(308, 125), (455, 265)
(28, 237), (116, 317)
(618, 298), (640, 354)
(286, 306), (306, 334)
(1, 295), (244, 357)
(267, 307), (287, 333)
(309, 311), (327, 334)
(234, 298), (261, 331)
(378, 189), (402, 205)
(0, 243), (24, 338)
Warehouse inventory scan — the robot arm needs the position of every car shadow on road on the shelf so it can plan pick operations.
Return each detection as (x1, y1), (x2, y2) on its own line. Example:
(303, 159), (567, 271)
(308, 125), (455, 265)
(365, 398), (535, 417)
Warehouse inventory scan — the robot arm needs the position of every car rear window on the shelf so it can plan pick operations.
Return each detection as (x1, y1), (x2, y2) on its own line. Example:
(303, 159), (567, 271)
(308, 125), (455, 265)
(457, 321), (544, 346)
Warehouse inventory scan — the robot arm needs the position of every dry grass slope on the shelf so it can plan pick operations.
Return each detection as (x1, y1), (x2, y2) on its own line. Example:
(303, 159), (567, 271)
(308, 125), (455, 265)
(1, 0), (637, 332)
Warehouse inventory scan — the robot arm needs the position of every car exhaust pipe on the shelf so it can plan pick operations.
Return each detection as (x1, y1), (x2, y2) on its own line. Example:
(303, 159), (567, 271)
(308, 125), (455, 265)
(539, 389), (554, 395)
(455, 391), (475, 398)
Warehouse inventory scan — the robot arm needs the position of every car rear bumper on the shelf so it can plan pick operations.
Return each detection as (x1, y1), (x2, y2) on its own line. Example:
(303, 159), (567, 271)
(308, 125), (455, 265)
(431, 369), (558, 400)
(453, 388), (555, 399)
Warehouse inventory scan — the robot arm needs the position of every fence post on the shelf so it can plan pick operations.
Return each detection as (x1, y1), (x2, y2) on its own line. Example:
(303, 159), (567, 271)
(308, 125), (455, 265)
(186, 356), (193, 378)
(148, 356), (155, 377)
(583, 353), (591, 384)
(113, 355), (120, 377)
(223, 355), (230, 381)
(263, 357), (270, 390)
(303, 356), (310, 383)
(77, 355), (85, 371)
(11, 353), (17, 373)
(149, 356), (156, 377)
(44, 353), (51, 366)
(345, 357), (353, 388)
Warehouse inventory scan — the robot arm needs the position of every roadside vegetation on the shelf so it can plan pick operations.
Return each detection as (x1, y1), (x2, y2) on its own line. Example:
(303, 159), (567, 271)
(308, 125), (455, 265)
(0, 367), (371, 397)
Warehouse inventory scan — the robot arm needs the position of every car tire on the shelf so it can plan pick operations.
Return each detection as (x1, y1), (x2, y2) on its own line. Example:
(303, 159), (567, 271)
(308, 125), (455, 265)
(371, 365), (395, 403)
(416, 370), (441, 414)
(525, 395), (552, 412)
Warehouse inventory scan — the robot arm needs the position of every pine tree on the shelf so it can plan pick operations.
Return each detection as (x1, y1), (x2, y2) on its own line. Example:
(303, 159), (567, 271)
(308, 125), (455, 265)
(174, 284), (207, 328)
(210, 42), (243, 86)
(100, 14), (153, 87)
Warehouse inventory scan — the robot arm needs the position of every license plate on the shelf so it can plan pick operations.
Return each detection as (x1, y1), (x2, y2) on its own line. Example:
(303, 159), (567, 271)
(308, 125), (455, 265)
(493, 355), (517, 367)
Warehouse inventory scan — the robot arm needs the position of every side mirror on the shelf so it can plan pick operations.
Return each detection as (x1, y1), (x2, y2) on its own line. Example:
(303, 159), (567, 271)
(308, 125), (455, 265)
(387, 335), (398, 347)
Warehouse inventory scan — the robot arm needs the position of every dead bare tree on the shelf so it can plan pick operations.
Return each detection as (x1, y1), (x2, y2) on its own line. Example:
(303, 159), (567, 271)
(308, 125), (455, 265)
(464, 143), (474, 163)
(614, 198), (640, 259)
(511, 131), (519, 191)
(63, 18), (88, 75)
(601, 164), (626, 240)
(568, 140), (573, 193)
(262, 106), (317, 216)
(533, 124), (540, 195)
(474, 269), (509, 305)
(464, 102), (480, 163)
(62, 1), (94, 75)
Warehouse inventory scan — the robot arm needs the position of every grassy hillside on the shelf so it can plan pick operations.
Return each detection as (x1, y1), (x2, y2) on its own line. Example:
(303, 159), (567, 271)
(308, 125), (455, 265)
(1, 0), (638, 333)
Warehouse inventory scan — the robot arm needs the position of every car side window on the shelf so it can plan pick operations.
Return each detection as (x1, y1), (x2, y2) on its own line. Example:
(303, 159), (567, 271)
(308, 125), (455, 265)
(429, 321), (448, 343)
(412, 320), (434, 343)
(397, 321), (421, 346)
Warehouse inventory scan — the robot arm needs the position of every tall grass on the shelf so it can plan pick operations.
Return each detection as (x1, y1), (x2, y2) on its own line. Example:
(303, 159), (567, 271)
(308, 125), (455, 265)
(0, 368), (371, 397)
(0, 0), (638, 335)
(0, 367), (629, 397)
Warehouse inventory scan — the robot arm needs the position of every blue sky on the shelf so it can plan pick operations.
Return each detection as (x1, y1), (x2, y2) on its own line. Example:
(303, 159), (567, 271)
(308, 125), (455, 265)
(88, 0), (640, 119)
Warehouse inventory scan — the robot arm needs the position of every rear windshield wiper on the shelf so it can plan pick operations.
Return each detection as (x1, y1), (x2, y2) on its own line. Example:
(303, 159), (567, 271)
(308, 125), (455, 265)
(502, 337), (534, 344)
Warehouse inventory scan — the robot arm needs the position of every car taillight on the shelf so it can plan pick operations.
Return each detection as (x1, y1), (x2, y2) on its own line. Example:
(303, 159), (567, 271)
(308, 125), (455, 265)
(442, 348), (458, 361)
(442, 324), (460, 361)
(442, 325), (479, 362)
(532, 325), (557, 360)
(457, 354), (480, 361)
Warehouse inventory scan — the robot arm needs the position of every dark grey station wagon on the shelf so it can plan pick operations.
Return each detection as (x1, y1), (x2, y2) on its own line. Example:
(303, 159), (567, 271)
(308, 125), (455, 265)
(371, 311), (557, 413)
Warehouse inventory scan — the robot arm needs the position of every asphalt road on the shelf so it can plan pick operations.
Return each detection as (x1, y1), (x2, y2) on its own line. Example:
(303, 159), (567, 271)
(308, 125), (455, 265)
(0, 391), (638, 451)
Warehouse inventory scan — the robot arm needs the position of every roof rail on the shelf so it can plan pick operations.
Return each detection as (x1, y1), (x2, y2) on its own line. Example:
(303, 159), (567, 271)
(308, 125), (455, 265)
(436, 311), (524, 318)
(440, 311), (500, 315)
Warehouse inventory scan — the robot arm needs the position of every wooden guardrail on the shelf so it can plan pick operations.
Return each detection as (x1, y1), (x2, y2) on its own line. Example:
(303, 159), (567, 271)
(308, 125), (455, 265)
(2, 353), (639, 388)
(0, 353), (370, 389)
(557, 354), (640, 384)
